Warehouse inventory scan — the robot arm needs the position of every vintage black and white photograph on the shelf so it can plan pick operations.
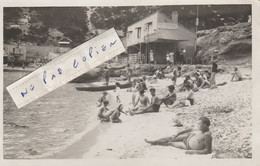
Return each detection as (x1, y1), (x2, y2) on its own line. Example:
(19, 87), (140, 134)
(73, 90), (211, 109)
(3, 4), (252, 159)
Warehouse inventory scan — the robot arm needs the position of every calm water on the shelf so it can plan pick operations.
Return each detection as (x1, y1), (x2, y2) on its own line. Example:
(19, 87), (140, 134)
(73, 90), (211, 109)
(3, 71), (102, 159)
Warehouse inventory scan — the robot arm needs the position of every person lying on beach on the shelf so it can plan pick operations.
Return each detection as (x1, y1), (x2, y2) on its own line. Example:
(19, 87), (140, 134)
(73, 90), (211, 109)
(160, 85), (177, 107)
(145, 116), (212, 155)
(231, 67), (243, 82)
(154, 68), (165, 79)
(109, 104), (127, 123)
(171, 83), (194, 108)
(130, 90), (150, 114)
(96, 91), (108, 107)
(130, 88), (161, 115)
(97, 100), (110, 122)
(114, 82), (121, 103)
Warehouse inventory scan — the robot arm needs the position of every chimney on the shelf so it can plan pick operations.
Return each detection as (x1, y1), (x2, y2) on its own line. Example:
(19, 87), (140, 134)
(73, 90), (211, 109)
(172, 11), (178, 25)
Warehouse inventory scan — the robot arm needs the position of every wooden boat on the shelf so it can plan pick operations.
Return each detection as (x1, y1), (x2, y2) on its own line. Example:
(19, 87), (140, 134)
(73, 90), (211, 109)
(76, 81), (132, 91)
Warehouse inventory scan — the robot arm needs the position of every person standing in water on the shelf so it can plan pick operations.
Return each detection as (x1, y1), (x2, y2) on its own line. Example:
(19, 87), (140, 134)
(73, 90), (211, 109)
(104, 63), (111, 85)
(145, 117), (212, 155)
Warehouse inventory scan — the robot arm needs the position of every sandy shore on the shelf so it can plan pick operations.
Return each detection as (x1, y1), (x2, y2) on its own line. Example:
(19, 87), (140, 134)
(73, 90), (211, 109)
(51, 65), (252, 159)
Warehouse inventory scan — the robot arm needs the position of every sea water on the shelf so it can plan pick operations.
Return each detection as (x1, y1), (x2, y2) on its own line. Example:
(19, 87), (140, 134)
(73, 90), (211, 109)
(3, 71), (104, 159)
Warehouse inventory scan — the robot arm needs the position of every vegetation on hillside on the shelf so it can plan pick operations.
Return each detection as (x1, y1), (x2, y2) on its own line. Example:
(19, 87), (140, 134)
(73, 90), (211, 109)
(4, 5), (251, 47)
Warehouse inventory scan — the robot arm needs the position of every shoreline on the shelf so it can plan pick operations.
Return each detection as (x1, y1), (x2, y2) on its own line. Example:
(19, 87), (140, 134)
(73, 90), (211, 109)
(49, 122), (111, 159)
(47, 66), (252, 159)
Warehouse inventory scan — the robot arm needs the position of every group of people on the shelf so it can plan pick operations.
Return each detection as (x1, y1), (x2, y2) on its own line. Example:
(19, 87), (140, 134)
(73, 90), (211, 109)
(149, 48), (186, 65)
(95, 53), (246, 155)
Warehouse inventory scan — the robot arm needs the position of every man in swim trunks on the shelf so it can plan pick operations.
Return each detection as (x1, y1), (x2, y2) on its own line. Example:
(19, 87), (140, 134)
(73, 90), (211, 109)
(130, 88), (161, 115)
(145, 117), (212, 155)
(130, 90), (150, 114)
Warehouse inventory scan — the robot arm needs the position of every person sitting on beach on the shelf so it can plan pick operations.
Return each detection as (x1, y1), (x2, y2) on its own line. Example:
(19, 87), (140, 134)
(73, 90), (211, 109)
(130, 88), (161, 115)
(160, 85), (177, 107)
(109, 104), (127, 123)
(177, 66), (182, 77)
(194, 73), (211, 89)
(114, 82), (121, 103)
(96, 91), (108, 107)
(145, 117), (212, 155)
(130, 90), (150, 114)
(97, 100), (110, 122)
(231, 67), (243, 82)
(139, 79), (147, 91)
(171, 83), (194, 108)
(179, 76), (192, 92)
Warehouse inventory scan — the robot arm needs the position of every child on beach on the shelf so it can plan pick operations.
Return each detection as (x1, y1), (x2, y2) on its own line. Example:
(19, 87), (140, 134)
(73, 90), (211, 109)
(171, 83), (194, 108)
(160, 85), (177, 107)
(96, 91), (108, 107)
(109, 104), (127, 123)
(130, 88), (161, 115)
(231, 67), (243, 82)
(114, 82), (121, 103)
(97, 100), (110, 122)
(145, 116), (212, 155)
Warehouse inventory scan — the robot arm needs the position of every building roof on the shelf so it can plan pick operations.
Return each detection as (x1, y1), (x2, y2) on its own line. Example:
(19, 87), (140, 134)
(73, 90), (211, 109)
(127, 11), (160, 28)
(59, 37), (73, 43)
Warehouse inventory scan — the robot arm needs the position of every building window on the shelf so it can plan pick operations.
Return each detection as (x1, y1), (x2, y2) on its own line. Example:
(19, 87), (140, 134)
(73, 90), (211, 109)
(127, 31), (132, 38)
(147, 22), (153, 34)
(136, 27), (141, 38)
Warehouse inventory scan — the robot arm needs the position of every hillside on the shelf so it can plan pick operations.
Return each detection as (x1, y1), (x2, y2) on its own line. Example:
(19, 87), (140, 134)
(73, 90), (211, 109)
(196, 22), (252, 64)
(4, 5), (251, 47)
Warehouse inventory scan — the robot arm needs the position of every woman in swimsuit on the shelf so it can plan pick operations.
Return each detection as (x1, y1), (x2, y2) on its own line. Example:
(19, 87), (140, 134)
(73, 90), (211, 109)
(160, 85), (177, 106)
(171, 83), (194, 108)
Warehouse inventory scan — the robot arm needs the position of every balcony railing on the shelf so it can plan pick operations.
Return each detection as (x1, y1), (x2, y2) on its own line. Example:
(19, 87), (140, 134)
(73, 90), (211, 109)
(144, 33), (158, 43)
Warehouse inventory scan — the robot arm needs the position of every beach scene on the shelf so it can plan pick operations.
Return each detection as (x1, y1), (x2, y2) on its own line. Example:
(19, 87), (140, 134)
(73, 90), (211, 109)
(3, 5), (252, 159)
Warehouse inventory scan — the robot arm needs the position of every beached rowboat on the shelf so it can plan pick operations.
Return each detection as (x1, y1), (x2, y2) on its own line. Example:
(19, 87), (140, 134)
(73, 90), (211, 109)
(76, 82), (132, 91)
